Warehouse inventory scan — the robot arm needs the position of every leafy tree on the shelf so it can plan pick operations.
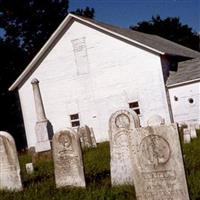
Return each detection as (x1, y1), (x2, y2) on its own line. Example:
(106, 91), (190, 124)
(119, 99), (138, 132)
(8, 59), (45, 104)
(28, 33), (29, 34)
(130, 15), (199, 51)
(0, 0), (95, 149)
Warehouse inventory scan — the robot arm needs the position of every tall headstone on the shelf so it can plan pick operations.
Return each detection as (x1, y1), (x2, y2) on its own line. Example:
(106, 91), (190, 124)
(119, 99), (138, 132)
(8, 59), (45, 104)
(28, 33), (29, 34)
(90, 127), (97, 147)
(53, 128), (86, 188)
(190, 124), (197, 139)
(131, 117), (190, 200)
(147, 115), (165, 126)
(183, 128), (191, 143)
(31, 78), (53, 152)
(0, 131), (22, 191)
(109, 109), (140, 185)
(78, 125), (94, 148)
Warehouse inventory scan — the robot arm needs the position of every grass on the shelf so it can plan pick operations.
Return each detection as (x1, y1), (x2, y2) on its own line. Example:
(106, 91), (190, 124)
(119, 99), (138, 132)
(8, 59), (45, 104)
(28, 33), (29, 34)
(1, 130), (200, 200)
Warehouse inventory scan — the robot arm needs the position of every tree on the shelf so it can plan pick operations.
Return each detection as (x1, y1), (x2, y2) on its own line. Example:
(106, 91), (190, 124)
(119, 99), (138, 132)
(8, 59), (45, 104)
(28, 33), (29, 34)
(0, 0), (95, 149)
(130, 15), (199, 51)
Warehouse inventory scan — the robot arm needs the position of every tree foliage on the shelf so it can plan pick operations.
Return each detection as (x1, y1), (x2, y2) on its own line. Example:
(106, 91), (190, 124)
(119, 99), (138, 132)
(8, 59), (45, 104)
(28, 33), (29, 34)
(130, 15), (199, 51)
(0, 0), (94, 149)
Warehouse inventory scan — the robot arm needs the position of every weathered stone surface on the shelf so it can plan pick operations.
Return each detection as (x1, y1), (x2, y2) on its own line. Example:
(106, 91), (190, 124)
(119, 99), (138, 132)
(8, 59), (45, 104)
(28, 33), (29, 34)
(31, 78), (53, 152)
(109, 109), (140, 185)
(90, 127), (97, 147)
(0, 131), (22, 191)
(78, 125), (93, 148)
(25, 163), (34, 174)
(131, 124), (190, 200)
(147, 115), (165, 126)
(53, 128), (85, 188)
(35, 120), (53, 152)
(183, 128), (191, 143)
(190, 124), (197, 138)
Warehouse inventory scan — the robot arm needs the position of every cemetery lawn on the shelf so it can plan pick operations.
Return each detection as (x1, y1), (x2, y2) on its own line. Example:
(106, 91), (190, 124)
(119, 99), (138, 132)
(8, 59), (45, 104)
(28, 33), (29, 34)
(0, 130), (200, 200)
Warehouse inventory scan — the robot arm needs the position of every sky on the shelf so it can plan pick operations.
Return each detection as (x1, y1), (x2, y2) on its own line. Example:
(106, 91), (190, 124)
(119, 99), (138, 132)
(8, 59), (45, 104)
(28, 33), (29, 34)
(69, 0), (200, 32)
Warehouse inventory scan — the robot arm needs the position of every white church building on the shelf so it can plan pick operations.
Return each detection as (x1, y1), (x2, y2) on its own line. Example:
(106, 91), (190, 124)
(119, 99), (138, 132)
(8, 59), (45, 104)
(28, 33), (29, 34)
(9, 14), (200, 148)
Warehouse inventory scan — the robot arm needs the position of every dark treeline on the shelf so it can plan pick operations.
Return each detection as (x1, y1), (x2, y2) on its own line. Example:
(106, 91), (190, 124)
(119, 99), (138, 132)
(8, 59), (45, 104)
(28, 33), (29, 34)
(0, 1), (198, 150)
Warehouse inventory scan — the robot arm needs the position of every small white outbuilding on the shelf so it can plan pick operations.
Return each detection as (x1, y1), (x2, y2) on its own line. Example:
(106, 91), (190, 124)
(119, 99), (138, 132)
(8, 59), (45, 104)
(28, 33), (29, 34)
(9, 14), (200, 148)
(167, 58), (200, 126)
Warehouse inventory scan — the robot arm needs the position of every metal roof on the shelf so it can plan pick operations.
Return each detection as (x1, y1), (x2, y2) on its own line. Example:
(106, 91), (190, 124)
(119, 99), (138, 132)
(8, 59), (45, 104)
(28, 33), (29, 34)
(167, 58), (200, 87)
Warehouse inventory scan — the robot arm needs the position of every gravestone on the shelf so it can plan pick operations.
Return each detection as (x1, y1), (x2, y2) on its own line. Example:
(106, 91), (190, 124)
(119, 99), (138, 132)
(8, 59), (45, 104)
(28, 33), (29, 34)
(90, 127), (97, 147)
(190, 124), (197, 139)
(31, 78), (53, 153)
(78, 126), (93, 148)
(25, 163), (34, 174)
(0, 131), (22, 191)
(183, 128), (191, 143)
(109, 109), (140, 185)
(53, 128), (85, 188)
(131, 117), (190, 200)
(147, 115), (165, 126)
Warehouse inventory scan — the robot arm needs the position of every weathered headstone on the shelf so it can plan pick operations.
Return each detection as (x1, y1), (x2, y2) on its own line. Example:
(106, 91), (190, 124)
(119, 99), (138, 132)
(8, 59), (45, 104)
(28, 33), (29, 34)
(183, 128), (191, 143)
(25, 163), (34, 174)
(190, 124), (197, 139)
(131, 118), (190, 200)
(147, 115), (165, 126)
(53, 128), (85, 188)
(90, 127), (97, 147)
(31, 78), (53, 153)
(109, 109), (140, 185)
(0, 131), (22, 191)
(78, 125), (94, 148)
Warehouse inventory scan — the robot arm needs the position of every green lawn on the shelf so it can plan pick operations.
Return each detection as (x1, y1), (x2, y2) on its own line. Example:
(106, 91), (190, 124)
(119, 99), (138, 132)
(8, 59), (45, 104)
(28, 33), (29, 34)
(1, 130), (200, 200)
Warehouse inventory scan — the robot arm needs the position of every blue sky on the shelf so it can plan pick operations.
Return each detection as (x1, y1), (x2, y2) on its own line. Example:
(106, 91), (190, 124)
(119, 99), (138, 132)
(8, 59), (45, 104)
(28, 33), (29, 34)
(69, 0), (200, 32)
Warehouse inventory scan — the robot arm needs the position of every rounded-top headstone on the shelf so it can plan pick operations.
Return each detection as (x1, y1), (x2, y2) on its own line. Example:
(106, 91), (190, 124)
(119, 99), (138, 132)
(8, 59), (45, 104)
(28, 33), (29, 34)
(147, 115), (165, 126)
(0, 131), (22, 191)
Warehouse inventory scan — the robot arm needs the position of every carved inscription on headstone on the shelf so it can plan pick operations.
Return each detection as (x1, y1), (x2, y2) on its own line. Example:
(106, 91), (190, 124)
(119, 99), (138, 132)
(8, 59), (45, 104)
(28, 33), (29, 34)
(0, 131), (22, 191)
(52, 129), (85, 188)
(131, 124), (190, 200)
(109, 109), (140, 185)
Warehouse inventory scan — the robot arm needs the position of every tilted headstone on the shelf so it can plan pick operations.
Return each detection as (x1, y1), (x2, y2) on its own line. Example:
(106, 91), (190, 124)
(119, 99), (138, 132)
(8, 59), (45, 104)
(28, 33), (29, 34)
(109, 109), (140, 185)
(183, 128), (191, 143)
(147, 115), (165, 126)
(53, 128), (85, 188)
(131, 118), (189, 200)
(90, 127), (97, 147)
(78, 125), (93, 148)
(0, 131), (22, 191)
(31, 78), (53, 152)
(190, 124), (197, 139)
(25, 163), (34, 174)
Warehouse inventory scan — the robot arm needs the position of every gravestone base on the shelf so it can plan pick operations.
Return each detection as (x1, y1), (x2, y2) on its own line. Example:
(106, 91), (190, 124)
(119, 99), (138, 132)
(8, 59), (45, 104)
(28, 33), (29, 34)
(32, 150), (52, 165)
(35, 120), (53, 152)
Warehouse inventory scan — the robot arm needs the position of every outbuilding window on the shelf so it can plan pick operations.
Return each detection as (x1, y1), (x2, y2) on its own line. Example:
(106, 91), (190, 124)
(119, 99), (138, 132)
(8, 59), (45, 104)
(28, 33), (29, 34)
(129, 101), (140, 115)
(70, 113), (80, 127)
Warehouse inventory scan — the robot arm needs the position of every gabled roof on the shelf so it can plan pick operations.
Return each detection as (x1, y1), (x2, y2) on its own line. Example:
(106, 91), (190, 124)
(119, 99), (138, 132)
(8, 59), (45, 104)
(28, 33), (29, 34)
(167, 58), (200, 87)
(9, 13), (200, 91)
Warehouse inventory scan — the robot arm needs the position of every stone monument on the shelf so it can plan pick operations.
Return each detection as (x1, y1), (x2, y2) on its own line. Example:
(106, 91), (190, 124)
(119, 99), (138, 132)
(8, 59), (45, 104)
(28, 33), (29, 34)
(90, 127), (97, 147)
(147, 115), (165, 126)
(78, 125), (95, 148)
(132, 117), (190, 200)
(109, 109), (140, 185)
(0, 131), (22, 191)
(31, 78), (53, 152)
(25, 163), (34, 174)
(52, 128), (86, 188)
(183, 128), (191, 143)
(190, 124), (197, 139)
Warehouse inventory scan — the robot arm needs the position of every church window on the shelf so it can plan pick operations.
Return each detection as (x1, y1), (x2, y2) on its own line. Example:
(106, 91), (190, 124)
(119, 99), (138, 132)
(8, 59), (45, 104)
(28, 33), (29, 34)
(70, 113), (80, 127)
